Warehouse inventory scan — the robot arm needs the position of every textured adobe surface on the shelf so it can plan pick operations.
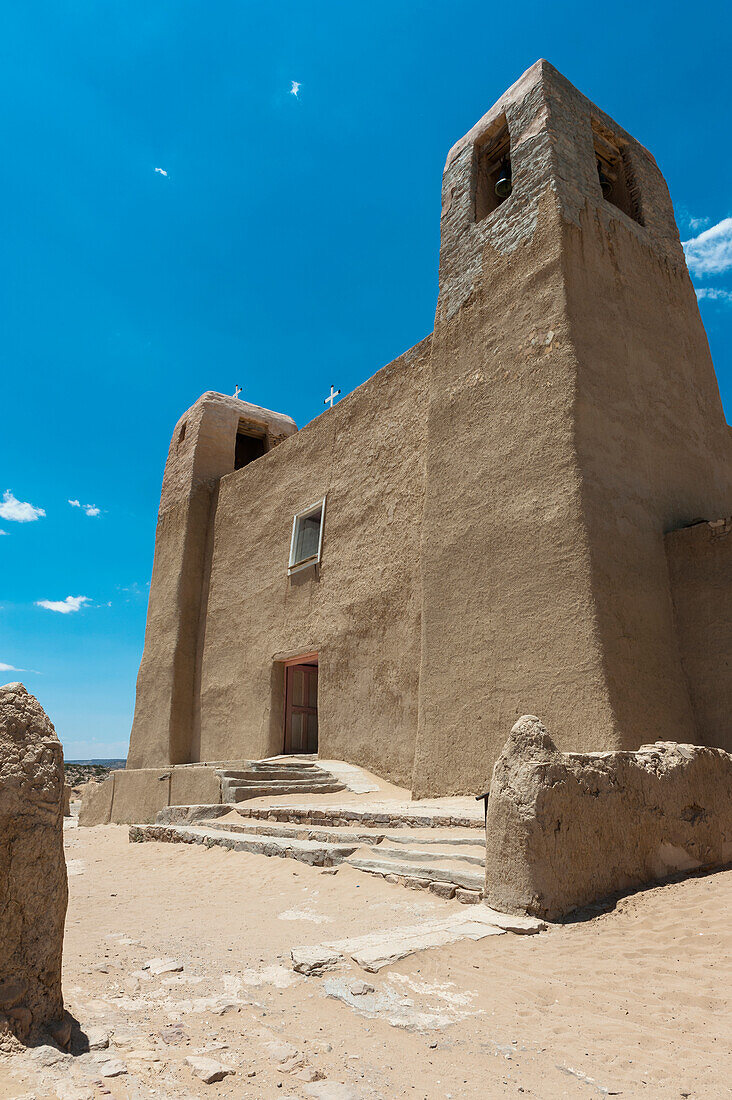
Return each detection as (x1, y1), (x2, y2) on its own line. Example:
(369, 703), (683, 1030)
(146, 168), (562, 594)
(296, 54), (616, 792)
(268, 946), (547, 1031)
(125, 59), (732, 802)
(78, 774), (115, 826)
(483, 716), (732, 920)
(666, 518), (732, 752)
(0, 683), (68, 1042)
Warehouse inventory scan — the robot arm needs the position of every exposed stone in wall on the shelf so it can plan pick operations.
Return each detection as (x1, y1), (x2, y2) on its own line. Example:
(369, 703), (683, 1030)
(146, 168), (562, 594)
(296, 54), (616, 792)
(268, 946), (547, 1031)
(484, 715), (732, 920)
(0, 683), (68, 1046)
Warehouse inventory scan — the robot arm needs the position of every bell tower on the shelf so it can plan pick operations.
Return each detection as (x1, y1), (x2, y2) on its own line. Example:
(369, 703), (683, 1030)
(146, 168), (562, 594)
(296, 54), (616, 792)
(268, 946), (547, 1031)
(127, 392), (297, 769)
(412, 60), (732, 796)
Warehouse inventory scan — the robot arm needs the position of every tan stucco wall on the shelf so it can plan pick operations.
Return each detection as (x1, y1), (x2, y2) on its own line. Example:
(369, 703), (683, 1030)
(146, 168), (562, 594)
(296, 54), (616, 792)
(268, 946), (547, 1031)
(196, 339), (432, 789)
(126, 59), (732, 800)
(569, 213), (732, 751)
(110, 769), (172, 825)
(666, 519), (732, 752)
(128, 395), (297, 769)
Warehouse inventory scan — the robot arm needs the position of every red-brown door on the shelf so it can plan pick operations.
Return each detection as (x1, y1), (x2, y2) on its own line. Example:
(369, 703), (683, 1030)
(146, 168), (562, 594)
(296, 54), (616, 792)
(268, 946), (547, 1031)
(284, 663), (318, 753)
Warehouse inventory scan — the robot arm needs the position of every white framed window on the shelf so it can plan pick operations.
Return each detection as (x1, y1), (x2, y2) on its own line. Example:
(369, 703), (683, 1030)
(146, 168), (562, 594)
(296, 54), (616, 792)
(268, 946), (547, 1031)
(288, 497), (326, 574)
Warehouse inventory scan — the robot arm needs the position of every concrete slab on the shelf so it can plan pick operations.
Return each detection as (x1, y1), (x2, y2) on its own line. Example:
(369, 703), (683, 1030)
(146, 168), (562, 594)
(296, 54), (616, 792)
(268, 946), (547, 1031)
(294, 910), (511, 974)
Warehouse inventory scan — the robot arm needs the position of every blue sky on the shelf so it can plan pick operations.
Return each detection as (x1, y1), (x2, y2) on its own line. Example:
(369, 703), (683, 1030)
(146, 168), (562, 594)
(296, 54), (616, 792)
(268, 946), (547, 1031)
(2, 1), (731, 759)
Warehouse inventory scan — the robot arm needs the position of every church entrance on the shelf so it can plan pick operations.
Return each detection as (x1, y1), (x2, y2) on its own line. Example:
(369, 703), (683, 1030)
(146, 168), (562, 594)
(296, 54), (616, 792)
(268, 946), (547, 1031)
(283, 655), (318, 754)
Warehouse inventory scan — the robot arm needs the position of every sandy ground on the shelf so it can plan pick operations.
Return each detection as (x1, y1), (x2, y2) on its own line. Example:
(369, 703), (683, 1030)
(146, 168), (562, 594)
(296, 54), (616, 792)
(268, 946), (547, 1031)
(1, 821), (730, 1100)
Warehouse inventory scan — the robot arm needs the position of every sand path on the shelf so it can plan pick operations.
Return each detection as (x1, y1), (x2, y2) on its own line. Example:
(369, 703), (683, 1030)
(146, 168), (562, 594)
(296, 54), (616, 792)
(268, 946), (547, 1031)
(0, 822), (729, 1098)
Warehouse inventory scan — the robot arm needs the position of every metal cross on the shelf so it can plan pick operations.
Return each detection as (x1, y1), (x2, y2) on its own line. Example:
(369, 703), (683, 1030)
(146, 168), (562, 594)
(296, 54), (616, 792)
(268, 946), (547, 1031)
(324, 384), (341, 409)
(233, 385), (242, 399)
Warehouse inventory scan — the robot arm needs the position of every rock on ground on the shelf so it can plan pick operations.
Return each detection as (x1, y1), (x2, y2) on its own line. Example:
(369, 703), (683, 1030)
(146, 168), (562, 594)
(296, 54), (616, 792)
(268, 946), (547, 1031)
(0, 682), (68, 1045)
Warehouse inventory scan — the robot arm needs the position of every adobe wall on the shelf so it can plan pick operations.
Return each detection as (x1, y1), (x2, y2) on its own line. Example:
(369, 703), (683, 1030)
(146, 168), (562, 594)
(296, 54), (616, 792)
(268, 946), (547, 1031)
(567, 201), (732, 753)
(195, 337), (432, 788)
(666, 518), (732, 752)
(411, 60), (732, 796)
(128, 394), (297, 769)
(483, 716), (732, 920)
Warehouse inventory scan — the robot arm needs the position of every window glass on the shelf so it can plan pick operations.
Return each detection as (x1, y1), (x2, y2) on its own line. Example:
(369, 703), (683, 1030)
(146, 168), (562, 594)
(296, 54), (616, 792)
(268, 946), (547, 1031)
(293, 508), (321, 565)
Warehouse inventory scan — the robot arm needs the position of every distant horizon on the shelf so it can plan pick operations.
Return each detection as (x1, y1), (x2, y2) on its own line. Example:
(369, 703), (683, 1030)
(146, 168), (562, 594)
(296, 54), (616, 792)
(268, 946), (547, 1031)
(3, 1), (731, 759)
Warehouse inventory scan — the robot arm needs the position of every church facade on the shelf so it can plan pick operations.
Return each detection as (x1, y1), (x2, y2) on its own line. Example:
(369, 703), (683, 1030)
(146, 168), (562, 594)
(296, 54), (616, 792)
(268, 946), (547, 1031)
(126, 59), (732, 804)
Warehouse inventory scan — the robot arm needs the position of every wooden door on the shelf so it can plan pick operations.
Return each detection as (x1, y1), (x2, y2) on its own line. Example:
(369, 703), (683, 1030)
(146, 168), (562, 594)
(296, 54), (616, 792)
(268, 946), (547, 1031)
(284, 663), (318, 753)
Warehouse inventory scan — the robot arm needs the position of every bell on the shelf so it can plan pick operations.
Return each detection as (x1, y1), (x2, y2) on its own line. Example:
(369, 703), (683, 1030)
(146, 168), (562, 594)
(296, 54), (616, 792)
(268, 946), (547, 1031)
(598, 162), (612, 199)
(494, 160), (512, 199)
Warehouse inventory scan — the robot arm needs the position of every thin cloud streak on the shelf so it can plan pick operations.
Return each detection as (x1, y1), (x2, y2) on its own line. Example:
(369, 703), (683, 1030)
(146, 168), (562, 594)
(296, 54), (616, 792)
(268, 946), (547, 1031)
(696, 287), (732, 304)
(683, 217), (732, 277)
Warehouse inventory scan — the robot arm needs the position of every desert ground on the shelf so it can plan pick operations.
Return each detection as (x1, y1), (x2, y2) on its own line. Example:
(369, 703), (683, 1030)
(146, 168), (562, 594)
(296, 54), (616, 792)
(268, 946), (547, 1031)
(0, 813), (729, 1100)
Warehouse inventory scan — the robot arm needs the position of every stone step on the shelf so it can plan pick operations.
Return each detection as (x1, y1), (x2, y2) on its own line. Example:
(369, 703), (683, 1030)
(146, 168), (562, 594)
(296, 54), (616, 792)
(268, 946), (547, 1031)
(364, 844), (484, 868)
(223, 781), (346, 803)
(129, 823), (357, 866)
(381, 833), (483, 848)
(217, 765), (318, 780)
(347, 855), (484, 893)
(202, 819), (388, 846)
(232, 805), (483, 830)
(221, 772), (341, 786)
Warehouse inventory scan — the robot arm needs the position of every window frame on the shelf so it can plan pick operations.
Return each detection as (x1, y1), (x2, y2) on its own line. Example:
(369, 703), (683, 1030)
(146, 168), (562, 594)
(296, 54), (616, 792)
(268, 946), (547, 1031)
(288, 496), (326, 575)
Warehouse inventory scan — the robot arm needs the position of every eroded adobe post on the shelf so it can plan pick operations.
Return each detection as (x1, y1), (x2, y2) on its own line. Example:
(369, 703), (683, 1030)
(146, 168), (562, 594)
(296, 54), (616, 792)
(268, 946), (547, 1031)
(0, 683), (69, 1047)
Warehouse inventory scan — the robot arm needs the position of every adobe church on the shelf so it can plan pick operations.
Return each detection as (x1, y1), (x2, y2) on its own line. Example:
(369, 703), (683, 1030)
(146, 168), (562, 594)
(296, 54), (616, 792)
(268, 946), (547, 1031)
(124, 59), (732, 810)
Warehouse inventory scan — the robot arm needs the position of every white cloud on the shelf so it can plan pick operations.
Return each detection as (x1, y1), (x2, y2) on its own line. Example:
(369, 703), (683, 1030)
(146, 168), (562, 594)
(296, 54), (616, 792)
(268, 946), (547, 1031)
(290, 81), (301, 97)
(0, 662), (24, 671)
(0, 490), (45, 523)
(0, 529), (7, 536)
(154, 167), (168, 177)
(68, 499), (81, 507)
(36, 595), (91, 614)
(688, 215), (711, 233)
(696, 287), (732, 304)
(683, 217), (732, 277)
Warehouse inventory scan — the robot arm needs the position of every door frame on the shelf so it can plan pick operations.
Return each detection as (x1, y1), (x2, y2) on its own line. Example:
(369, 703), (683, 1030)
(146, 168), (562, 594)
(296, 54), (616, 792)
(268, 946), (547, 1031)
(282, 653), (319, 754)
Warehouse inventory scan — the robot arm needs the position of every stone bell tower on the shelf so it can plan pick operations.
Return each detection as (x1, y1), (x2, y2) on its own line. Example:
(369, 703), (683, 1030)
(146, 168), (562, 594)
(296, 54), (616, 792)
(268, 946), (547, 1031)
(127, 392), (297, 769)
(412, 60), (732, 796)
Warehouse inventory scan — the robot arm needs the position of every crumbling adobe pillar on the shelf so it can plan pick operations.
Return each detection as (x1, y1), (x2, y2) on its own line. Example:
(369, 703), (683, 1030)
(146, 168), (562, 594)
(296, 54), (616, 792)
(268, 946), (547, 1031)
(0, 683), (68, 1045)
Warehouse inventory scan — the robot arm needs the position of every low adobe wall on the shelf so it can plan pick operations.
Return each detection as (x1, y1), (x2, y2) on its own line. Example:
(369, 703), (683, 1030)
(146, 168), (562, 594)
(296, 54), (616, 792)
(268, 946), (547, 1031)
(78, 764), (230, 826)
(483, 716), (732, 920)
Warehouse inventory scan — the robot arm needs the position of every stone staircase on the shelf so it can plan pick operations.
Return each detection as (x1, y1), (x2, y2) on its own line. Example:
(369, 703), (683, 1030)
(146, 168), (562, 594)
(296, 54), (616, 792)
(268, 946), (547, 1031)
(216, 757), (346, 803)
(130, 808), (486, 902)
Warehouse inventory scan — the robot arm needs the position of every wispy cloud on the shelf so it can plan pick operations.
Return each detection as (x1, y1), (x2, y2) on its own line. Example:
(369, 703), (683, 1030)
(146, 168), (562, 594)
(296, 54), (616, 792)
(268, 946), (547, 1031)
(290, 81), (301, 97)
(683, 217), (732, 277)
(154, 167), (168, 177)
(69, 499), (101, 517)
(696, 287), (732, 304)
(36, 595), (90, 614)
(0, 661), (24, 672)
(0, 490), (45, 523)
(0, 529), (7, 536)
